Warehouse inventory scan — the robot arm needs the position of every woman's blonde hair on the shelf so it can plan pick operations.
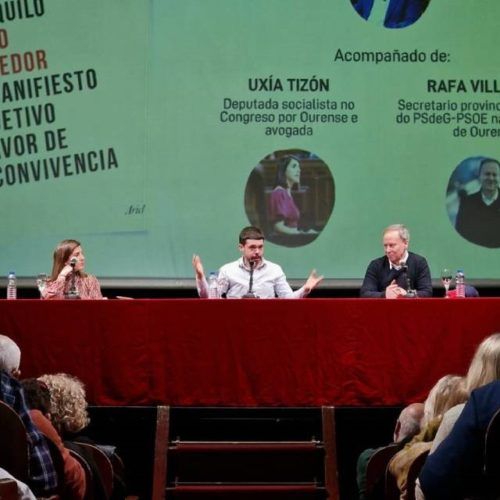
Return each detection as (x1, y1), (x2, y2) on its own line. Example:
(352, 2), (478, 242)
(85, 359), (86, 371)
(422, 374), (468, 427)
(38, 373), (89, 435)
(465, 333), (500, 394)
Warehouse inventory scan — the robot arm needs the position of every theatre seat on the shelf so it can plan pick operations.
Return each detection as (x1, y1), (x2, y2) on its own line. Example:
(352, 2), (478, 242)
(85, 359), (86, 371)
(365, 443), (402, 500)
(0, 400), (29, 484)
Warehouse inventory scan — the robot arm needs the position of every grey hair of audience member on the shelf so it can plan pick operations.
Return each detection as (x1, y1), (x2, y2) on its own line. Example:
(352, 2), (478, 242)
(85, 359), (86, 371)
(0, 334), (21, 374)
(383, 224), (410, 243)
(394, 402), (424, 442)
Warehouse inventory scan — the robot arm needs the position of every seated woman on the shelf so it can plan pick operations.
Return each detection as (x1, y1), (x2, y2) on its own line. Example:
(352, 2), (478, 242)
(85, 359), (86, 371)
(42, 239), (103, 299)
(269, 155), (317, 236)
(21, 378), (86, 500)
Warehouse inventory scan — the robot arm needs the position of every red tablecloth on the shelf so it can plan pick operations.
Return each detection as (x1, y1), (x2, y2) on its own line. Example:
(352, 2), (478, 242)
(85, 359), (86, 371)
(1, 298), (499, 406)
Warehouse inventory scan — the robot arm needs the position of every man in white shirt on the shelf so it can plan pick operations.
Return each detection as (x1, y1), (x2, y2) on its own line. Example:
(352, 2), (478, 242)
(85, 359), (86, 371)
(193, 226), (322, 298)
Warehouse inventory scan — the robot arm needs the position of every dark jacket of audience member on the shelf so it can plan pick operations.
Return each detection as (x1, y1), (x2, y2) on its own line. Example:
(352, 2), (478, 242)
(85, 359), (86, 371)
(419, 380), (500, 499)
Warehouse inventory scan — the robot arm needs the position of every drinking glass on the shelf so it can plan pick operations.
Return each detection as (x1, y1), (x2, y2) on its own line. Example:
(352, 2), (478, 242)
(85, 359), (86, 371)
(36, 273), (48, 297)
(441, 268), (452, 298)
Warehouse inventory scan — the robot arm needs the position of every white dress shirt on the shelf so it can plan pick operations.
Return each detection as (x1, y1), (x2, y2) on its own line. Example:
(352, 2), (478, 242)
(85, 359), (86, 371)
(196, 258), (306, 299)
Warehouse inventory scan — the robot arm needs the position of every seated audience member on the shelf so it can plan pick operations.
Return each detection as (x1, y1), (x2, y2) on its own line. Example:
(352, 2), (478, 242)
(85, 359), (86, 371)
(388, 375), (468, 499)
(37, 373), (90, 440)
(39, 373), (125, 499)
(21, 378), (86, 500)
(360, 224), (432, 298)
(419, 380), (500, 500)
(0, 467), (36, 500)
(415, 332), (500, 500)
(356, 403), (424, 499)
(42, 239), (103, 299)
(0, 335), (57, 496)
(193, 225), (323, 298)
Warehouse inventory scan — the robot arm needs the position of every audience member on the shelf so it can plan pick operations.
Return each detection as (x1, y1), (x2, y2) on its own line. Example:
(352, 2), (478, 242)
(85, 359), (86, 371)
(21, 378), (86, 499)
(39, 373), (125, 499)
(0, 335), (57, 496)
(388, 375), (468, 499)
(419, 380), (500, 499)
(360, 224), (432, 298)
(356, 403), (424, 499)
(42, 239), (103, 299)
(414, 333), (500, 499)
(193, 225), (322, 298)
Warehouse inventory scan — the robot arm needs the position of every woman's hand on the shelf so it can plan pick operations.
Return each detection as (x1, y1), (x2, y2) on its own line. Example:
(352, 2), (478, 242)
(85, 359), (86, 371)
(58, 264), (73, 280)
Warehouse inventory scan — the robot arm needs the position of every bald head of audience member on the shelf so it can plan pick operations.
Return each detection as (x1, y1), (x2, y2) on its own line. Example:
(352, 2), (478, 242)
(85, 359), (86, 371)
(393, 403), (424, 443)
(0, 334), (21, 378)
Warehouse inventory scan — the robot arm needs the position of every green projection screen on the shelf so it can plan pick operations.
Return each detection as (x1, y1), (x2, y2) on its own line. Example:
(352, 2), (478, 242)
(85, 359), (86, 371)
(0, 0), (499, 284)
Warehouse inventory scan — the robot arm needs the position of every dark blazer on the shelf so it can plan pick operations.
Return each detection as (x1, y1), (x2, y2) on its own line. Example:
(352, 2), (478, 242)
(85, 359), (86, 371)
(360, 252), (432, 298)
(352, 0), (429, 28)
(420, 381), (500, 500)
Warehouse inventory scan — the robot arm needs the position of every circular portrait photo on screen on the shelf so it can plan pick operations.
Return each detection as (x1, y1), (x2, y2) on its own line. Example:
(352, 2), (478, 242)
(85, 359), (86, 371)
(446, 156), (500, 248)
(244, 149), (335, 248)
(350, 0), (431, 29)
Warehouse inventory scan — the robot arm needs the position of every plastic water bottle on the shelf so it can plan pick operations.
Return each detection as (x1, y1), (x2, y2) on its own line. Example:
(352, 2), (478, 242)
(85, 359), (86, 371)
(7, 271), (17, 300)
(455, 270), (465, 298)
(208, 272), (219, 299)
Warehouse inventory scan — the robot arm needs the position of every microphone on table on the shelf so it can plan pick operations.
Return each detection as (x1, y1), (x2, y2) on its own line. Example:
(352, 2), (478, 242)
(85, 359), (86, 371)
(242, 260), (258, 299)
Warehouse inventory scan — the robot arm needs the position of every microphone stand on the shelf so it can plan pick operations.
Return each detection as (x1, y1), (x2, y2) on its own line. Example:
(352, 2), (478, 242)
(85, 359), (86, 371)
(242, 260), (257, 299)
(401, 264), (417, 298)
(65, 260), (81, 300)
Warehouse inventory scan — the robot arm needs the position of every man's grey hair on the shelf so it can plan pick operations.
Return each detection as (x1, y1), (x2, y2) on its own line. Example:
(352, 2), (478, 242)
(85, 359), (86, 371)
(0, 334), (21, 373)
(384, 224), (410, 243)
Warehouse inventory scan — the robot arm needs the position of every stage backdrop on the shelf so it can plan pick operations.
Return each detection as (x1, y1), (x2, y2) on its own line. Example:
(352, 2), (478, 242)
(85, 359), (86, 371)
(0, 0), (499, 283)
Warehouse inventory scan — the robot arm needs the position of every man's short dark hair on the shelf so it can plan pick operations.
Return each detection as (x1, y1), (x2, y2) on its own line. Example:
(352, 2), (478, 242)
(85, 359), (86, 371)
(239, 226), (264, 244)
